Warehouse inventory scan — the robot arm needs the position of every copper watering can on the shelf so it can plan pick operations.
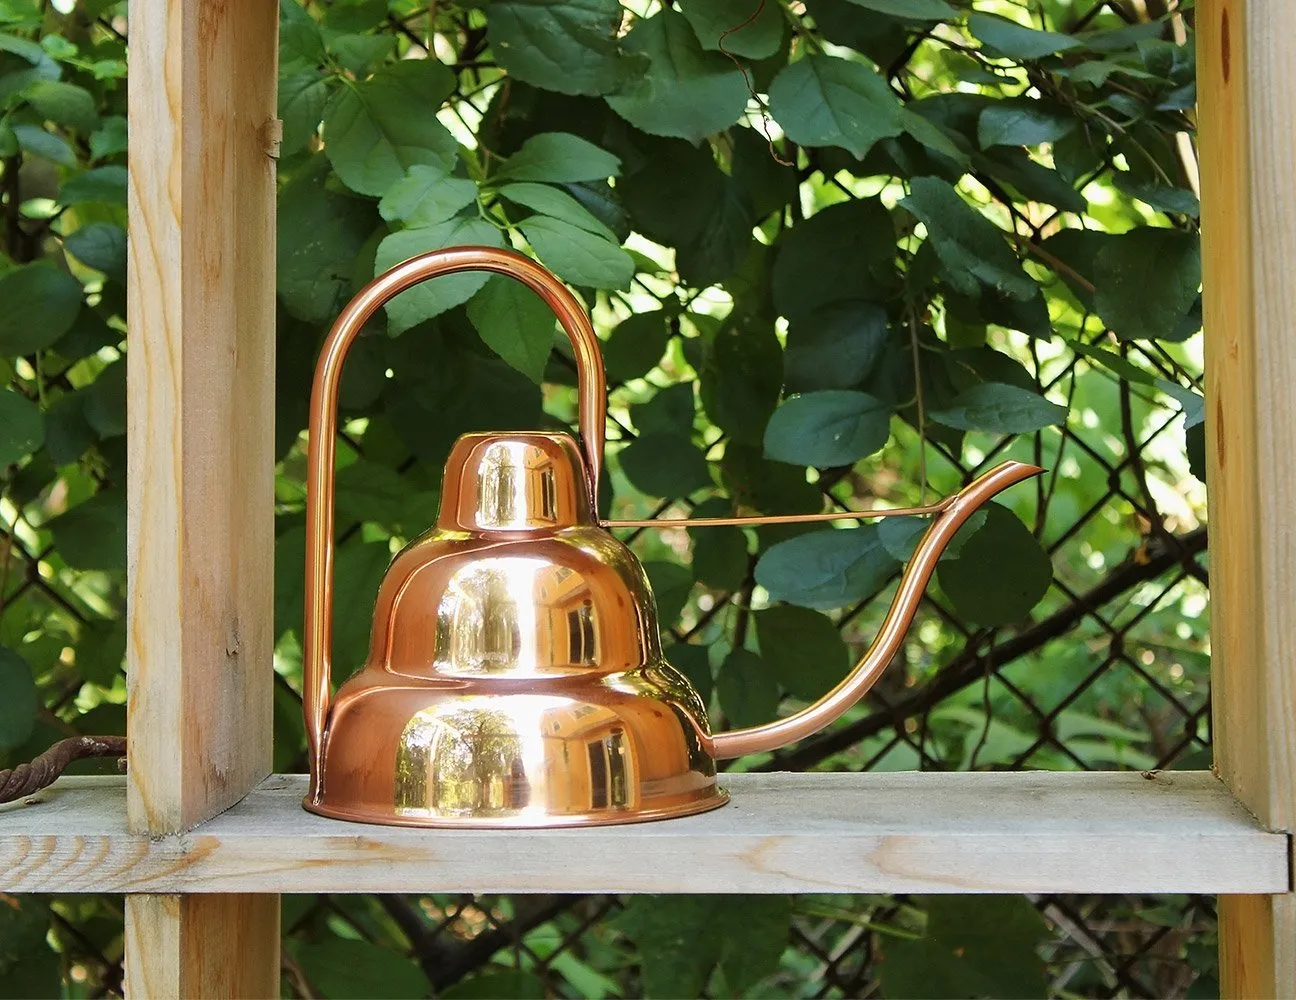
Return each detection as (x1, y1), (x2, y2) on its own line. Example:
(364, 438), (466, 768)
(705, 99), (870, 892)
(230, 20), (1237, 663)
(302, 246), (1042, 827)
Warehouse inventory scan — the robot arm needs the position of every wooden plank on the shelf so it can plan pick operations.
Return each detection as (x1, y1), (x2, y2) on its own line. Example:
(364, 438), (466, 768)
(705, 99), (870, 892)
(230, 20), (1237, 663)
(126, 0), (277, 837)
(124, 0), (280, 993)
(124, 894), (280, 999)
(1219, 893), (1296, 1000)
(1199, 0), (1296, 993)
(0, 772), (1285, 895)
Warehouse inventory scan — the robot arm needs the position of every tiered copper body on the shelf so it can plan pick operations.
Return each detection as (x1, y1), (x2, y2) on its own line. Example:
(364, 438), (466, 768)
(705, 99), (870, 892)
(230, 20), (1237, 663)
(302, 246), (1043, 829)
(310, 433), (726, 826)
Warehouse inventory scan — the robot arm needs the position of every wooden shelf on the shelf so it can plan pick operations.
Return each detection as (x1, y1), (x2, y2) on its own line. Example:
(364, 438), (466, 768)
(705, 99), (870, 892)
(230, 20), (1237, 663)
(1, 770), (1286, 895)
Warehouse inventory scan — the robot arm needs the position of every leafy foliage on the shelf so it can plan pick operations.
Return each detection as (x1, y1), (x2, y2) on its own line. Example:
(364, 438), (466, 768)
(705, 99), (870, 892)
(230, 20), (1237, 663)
(0, 0), (1211, 996)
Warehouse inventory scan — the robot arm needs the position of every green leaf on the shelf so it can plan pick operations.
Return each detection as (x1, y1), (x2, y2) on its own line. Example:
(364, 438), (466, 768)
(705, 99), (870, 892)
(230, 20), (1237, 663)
(732, 124), (798, 218)
(12, 122), (74, 164)
(716, 649), (781, 729)
(772, 198), (896, 321)
(81, 358), (125, 435)
(57, 165), (127, 206)
(77, 618), (126, 686)
(278, 70), (331, 154)
(488, 0), (633, 97)
(632, 382), (696, 435)
(496, 131), (621, 183)
(278, 161), (379, 323)
(785, 300), (889, 392)
(44, 391), (95, 464)
(899, 107), (971, 165)
(322, 0), (387, 33)
(519, 215), (633, 289)
(295, 939), (430, 1000)
(688, 497), (747, 591)
(967, 12), (1083, 60)
(644, 559), (693, 625)
(1112, 173), (1200, 217)
(1037, 226), (1111, 307)
(0, 893), (58, 998)
(24, 79), (97, 130)
(498, 181), (616, 240)
(0, 645), (36, 750)
(280, 0), (325, 69)
(977, 99), (1077, 148)
(64, 222), (126, 279)
(679, 0), (784, 59)
(378, 166), (478, 226)
(466, 275), (557, 383)
(666, 642), (714, 705)
(722, 444), (822, 515)
(618, 895), (791, 999)
(48, 487), (126, 572)
(441, 972), (547, 1000)
(757, 605), (849, 701)
(764, 390), (892, 467)
(0, 390), (42, 466)
(619, 432), (712, 498)
(901, 176), (1036, 300)
(1092, 227), (1201, 341)
(844, 0), (956, 20)
(979, 147), (1085, 215)
(334, 459), (436, 533)
(768, 54), (904, 159)
(878, 509), (987, 562)
(699, 314), (782, 446)
(878, 896), (1049, 999)
(322, 60), (458, 196)
(617, 136), (753, 286)
(89, 115), (127, 160)
(606, 9), (749, 143)
(0, 30), (50, 66)
(1186, 420), (1206, 483)
(385, 347), (542, 468)
(755, 524), (898, 609)
(937, 503), (1051, 626)
(276, 530), (391, 675)
(374, 216), (505, 332)
(328, 33), (396, 76)
(877, 515), (927, 562)
(930, 382), (1066, 434)
(0, 263), (82, 354)
(604, 310), (670, 383)
(691, 523), (748, 591)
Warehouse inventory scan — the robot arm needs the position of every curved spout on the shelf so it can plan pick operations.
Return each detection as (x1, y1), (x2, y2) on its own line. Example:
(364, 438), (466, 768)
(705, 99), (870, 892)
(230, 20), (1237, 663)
(707, 461), (1044, 760)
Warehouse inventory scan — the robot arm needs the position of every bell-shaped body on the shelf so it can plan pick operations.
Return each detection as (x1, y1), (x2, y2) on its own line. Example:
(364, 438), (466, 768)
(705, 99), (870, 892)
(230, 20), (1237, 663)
(302, 247), (1044, 828)
(310, 433), (727, 826)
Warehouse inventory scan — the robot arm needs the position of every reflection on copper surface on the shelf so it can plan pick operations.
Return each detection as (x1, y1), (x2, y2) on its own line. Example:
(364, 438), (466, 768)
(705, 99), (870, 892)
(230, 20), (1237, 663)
(302, 247), (1042, 828)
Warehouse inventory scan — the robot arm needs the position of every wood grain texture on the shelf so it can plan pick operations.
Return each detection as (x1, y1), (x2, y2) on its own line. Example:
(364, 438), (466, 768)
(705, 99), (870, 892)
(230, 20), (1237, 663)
(124, 894), (280, 1000)
(1200, 0), (1296, 994)
(125, 0), (280, 993)
(0, 771), (1285, 895)
(1200, 0), (1296, 836)
(125, 0), (277, 835)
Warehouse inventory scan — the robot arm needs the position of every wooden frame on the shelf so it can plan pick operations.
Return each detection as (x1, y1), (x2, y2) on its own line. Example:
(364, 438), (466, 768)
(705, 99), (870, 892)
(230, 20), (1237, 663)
(120, 0), (280, 994)
(1199, 1), (1296, 995)
(0, 0), (1291, 994)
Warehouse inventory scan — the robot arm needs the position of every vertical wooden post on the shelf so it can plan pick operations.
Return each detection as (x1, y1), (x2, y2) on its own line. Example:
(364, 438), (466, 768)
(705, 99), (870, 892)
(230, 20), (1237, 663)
(124, 0), (280, 995)
(1199, 1), (1296, 996)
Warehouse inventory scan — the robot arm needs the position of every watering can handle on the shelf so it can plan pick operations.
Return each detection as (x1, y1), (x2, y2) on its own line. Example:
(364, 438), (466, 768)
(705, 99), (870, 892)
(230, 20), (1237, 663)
(303, 247), (606, 775)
